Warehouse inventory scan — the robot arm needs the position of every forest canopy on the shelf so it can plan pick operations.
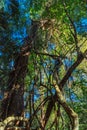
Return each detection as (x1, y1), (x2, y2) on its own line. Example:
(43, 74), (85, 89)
(0, 0), (87, 130)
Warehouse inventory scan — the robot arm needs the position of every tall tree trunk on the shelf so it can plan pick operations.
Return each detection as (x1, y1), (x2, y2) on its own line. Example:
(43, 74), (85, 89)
(0, 21), (38, 120)
(0, 46), (29, 120)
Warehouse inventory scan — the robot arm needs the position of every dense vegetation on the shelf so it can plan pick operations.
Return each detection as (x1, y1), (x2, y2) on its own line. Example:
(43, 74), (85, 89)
(0, 0), (87, 130)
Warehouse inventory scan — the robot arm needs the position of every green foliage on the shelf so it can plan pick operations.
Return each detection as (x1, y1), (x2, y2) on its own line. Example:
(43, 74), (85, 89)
(0, 0), (87, 129)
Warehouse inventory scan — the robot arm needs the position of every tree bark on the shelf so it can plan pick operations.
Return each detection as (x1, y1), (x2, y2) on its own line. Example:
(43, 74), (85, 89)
(0, 21), (38, 120)
(0, 47), (29, 120)
(54, 82), (79, 130)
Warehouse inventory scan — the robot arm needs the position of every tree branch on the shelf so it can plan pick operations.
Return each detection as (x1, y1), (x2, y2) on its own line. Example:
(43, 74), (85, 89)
(54, 82), (79, 130)
(59, 50), (87, 89)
